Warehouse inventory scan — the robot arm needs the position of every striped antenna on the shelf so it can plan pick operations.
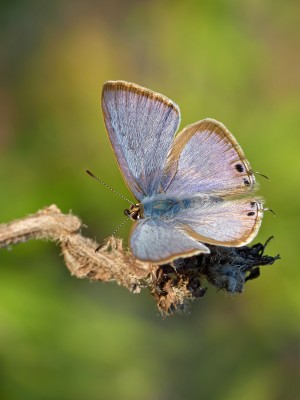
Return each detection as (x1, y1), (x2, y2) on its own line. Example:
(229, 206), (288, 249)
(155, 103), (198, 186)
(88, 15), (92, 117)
(86, 169), (134, 205)
(254, 171), (270, 180)
(95, 218), (130, 252)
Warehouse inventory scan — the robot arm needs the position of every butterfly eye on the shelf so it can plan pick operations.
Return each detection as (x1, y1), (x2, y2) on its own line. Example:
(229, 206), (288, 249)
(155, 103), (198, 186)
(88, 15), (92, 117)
(124, 204), (142, 221)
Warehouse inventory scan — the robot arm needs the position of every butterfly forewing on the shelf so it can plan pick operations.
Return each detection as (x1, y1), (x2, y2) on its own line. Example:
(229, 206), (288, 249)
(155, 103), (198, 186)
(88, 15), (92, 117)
(102, 81), (181, 200)
(163, 118), (256, 197)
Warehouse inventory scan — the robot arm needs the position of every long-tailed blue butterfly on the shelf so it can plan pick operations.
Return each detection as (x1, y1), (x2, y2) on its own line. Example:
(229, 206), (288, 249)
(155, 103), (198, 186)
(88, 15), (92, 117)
(101, 81), (263, 263)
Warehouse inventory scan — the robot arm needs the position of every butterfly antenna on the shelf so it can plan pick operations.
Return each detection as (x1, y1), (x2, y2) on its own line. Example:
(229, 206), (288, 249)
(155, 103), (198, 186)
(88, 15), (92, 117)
(254, 171), (270, 181)
(95, 218), (130, 252)
(86, 169), (134, 205)
(264, 207), (276, 217)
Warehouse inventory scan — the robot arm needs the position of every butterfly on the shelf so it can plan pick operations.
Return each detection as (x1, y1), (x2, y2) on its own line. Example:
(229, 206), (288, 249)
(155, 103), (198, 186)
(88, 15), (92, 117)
(101, 80), (263, 263)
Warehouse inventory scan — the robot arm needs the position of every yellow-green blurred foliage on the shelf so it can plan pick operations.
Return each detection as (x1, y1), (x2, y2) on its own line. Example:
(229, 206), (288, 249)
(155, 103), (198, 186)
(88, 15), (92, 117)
(1, 1), (299, 399)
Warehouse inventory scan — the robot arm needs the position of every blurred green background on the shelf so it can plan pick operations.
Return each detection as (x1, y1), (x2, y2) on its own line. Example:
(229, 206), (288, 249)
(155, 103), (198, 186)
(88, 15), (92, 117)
(0, 1), (299, 399)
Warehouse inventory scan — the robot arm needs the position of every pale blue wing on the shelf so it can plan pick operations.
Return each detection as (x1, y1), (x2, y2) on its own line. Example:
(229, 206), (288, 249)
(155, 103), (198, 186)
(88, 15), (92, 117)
(167, 195), (264, 247)
(163, 119), (257, 196)
(130, 219), (209, 263)
(102, 81), (181, 200)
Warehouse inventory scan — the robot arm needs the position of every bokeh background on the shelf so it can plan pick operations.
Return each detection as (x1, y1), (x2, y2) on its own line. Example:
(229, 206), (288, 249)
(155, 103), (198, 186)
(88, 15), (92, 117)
(1, 1), (299, 399)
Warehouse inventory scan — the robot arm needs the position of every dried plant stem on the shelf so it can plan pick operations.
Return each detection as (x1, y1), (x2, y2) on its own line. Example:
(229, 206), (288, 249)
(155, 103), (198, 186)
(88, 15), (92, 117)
(0, 205), (152, 289)
(0, 205), (279, 315)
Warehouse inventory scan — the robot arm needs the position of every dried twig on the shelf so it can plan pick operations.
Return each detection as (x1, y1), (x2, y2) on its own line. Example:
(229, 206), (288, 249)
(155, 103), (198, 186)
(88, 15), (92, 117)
(0, 205), (280, 315)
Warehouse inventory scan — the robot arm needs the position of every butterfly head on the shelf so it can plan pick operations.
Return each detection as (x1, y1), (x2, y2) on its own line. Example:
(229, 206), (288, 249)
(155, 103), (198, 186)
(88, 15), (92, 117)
(124, 204), (142, 221)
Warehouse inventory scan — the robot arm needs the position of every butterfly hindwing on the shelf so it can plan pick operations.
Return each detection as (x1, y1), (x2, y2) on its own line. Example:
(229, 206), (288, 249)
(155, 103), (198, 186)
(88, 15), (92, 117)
(130, 218), (209, 263)
(166, 195), (264, 247)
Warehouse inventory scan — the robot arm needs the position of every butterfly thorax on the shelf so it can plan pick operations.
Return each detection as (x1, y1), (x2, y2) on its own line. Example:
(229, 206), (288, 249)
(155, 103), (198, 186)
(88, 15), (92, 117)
(141, 195), (193, 220)
(124, 195), (225, 222)
(124, 196), (192, 221)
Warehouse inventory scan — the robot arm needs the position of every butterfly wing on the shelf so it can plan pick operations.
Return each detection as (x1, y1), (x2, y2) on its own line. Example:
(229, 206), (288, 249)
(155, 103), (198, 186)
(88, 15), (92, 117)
(102, 81), (181, 200)
(163, 118), (256, 196)
(160, 118), (263, 247)
(168, 196), (264, 247)
(130, 219), (209, 263)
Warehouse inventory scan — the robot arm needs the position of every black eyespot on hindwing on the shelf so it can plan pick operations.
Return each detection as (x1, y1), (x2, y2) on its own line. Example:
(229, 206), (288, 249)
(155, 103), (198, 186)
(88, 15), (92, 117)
(235, 163), (244, 173)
